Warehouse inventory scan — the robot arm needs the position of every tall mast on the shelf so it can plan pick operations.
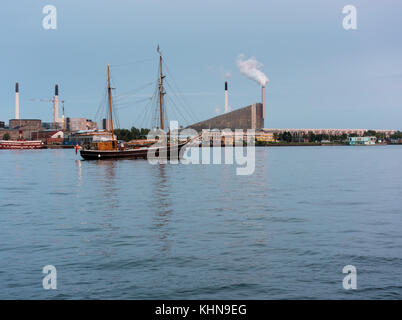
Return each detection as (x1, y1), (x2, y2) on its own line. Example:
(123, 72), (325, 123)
(158, 49), (165, 130)
(107, 64), (116, 147)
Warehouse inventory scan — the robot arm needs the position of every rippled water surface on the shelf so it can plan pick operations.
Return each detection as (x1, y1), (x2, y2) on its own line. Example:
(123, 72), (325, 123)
(1, 146), (402, 299)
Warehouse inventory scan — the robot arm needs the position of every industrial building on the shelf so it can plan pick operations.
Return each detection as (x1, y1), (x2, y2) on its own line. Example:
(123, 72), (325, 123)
(0, 119), (42, 140)
(31, 130), (64, 145)
(9, 119), (42, 130)
(187, 79), (266, 132)
(66, 118), (98, 132)
(31, 130), (64, 140)
(188, 103), (264, 131)
(102, 118), (112, 131)
(66, 118), (86, 132)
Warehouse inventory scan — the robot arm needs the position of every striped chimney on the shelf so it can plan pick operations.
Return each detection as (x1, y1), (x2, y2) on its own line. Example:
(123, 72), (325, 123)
(262, 86), (266, 120)
(225, 81), (228, 113)
(15, 82), (20, 120)
(54, 84), (59, 125)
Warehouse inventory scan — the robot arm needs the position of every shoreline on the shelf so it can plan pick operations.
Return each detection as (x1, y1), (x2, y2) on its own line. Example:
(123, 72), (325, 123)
(256, 143), (390, 147)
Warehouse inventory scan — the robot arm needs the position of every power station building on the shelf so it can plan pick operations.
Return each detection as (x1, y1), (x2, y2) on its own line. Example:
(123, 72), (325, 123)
(187, 80), (266, 131)
(0, 119), (42, 140)
(188, 103), (264, 131)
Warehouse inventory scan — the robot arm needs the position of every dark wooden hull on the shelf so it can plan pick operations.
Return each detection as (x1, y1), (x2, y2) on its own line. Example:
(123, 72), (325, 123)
(80, 142), (187, 160)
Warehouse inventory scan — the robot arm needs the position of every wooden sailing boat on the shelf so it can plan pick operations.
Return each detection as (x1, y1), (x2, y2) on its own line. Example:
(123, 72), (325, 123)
(79, 49), (188, 160)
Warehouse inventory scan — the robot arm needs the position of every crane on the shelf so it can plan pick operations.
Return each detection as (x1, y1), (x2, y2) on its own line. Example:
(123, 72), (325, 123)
(29, 98), (66, 130)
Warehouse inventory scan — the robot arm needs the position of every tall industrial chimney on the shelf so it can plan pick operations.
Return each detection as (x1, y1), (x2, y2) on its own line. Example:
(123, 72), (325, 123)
(225, 81), (228, 113)
(262, 86), (266, 120)
(15, 82), (20, 119)
(55, 84), (59, 126)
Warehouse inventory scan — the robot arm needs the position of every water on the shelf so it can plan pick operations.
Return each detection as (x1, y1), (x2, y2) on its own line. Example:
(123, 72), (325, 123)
(1, 146), (402, 299)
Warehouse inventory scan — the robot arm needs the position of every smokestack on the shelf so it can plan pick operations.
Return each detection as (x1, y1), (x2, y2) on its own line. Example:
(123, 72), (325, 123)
(262, 86), (266, 120)
(54, 84), (59, 126)
(15, 82), (20, 119)
(224, 81), (228, 113)
(62, 102), (65, 131)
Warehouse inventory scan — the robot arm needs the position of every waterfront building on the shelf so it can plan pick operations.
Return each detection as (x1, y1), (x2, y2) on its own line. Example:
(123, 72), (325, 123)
(9, 119), (42, 130)
(102, 118), (112, 131)
(64, 131), (116, 146)
(347, 136), (376, 145)
(390, 138), (402, 144)
(66, 118), (87, 132)
(1, 119), (43, 140)
(263, 128), (395, 137)
(31, 130), (64, 145)
(42, 122), (63, 130)
(86, 120), (98, 131)
(256, 132), (276, 142)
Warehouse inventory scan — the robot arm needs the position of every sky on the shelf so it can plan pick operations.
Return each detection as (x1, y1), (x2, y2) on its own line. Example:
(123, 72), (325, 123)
(1, 0), (402, 130)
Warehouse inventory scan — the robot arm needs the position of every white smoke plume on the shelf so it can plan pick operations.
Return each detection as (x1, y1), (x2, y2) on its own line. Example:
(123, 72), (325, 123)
(236, 54), (269, 86)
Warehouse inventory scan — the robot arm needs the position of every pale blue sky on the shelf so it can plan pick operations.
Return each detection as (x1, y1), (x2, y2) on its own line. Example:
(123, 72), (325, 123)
(1, 0), (401, 129)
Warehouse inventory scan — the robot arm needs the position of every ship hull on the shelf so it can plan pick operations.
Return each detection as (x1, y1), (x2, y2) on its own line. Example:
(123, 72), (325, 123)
(80, 142), (187, 160)
(0, 140), (44, 150)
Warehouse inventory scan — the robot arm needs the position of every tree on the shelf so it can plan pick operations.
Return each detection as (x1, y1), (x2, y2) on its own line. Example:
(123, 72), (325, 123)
(390, 131), (402, 139)
(365, 130), (377, 137)
(113, 128), (131, 141)
(2, 133), (10, 140)
(280, 131), (292, 142)
(114, 127), (151, 141)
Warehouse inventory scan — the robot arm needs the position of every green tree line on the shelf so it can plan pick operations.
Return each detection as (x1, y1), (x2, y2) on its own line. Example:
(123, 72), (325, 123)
(113, 127), (150, 141)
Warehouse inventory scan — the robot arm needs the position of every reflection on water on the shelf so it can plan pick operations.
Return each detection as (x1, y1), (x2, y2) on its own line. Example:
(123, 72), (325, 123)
(75, 160), (82, 187)
(1, 147), (402, 299)
(152, 165), (173, 253)
(97, 160), (119, 210)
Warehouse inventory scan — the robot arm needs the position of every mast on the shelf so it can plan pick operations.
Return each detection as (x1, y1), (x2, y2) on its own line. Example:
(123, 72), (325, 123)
(158, 48), (165, 130)
(107, 64), (116, 147)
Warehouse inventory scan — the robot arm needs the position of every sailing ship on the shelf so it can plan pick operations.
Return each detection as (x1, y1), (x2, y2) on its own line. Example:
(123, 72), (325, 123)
(0, 130), (44, 150)
(79, 49), (188, 160)
(0, 140), (44, 150)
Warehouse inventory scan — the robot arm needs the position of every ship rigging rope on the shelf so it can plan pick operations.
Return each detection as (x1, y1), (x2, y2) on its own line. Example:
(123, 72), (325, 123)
(109, 76), (121, 129)
(114, 81), (155, 101)
(115, 97), (153, 110)
(132, 80), (158, 129)
(109, 58), (155, 68)
(165, 95), (191, 126)
(165, 81), (198, 125)
(94, 56), (201, 130)
(161, 58), (200, 123)
(94, 82), (108, 124)
(140, 94), (156, 129)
